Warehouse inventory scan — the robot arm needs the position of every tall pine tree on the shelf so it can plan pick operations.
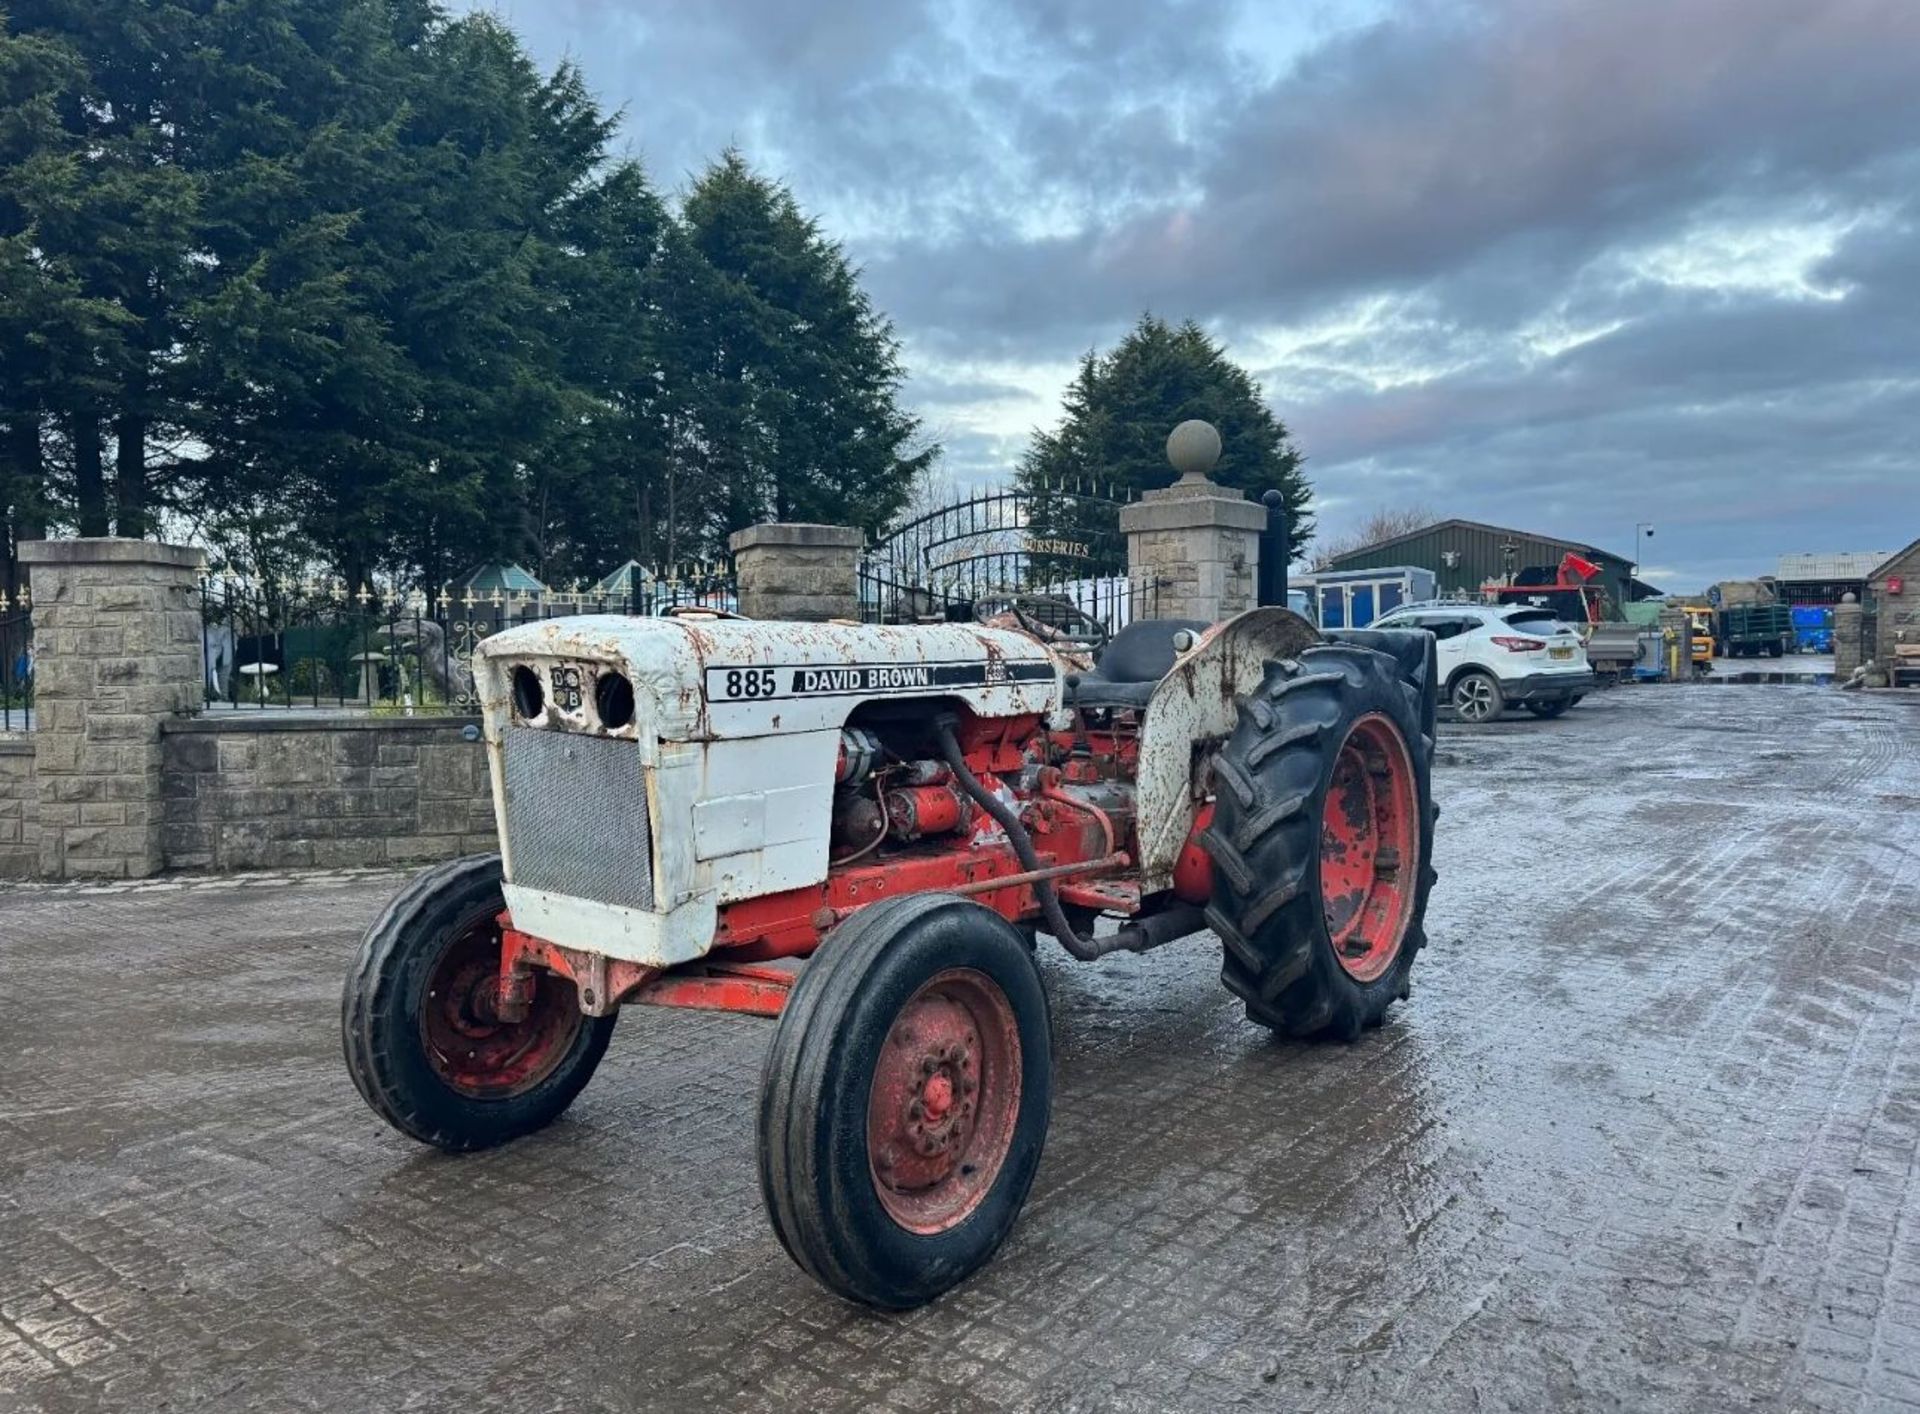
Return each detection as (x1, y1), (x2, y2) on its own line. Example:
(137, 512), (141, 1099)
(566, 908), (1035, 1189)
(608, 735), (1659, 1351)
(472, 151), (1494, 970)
(1017, 315), (1312, 570)
(671, 151), (931, 555)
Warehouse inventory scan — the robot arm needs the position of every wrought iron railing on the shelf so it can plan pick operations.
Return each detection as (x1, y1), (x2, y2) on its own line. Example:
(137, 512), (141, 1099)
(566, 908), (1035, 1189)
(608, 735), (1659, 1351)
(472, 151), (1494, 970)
(1, 596), (30, 732)
(859, 560), (1160, 633)
(199, 568), (737, 716)
(858, 481), (1155, 634)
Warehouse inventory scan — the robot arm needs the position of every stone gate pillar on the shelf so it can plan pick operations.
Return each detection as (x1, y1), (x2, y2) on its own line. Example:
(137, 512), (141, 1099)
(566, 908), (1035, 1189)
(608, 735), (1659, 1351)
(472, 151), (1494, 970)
(728, 523), (863, 622)
(19, 538), (205, 878)
(1119, 421), (1266, 623)
(1834, 593), (1863, 680)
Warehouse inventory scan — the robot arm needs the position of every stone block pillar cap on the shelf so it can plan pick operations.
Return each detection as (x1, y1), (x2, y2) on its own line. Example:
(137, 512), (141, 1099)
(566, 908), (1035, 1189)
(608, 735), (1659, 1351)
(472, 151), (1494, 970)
(20, 537), (206, 570)
(1167, 420), (1222, 482)
(729, 523), (865, 553)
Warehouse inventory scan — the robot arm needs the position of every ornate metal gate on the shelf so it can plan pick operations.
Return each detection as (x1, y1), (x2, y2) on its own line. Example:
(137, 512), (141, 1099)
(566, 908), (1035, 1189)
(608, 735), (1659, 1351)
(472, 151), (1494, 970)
(858, 483), (1156, 629)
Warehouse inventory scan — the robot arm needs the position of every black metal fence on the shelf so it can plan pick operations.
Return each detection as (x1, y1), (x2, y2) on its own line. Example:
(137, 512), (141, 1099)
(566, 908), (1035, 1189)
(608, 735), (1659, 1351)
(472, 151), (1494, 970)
(859, 559), (1160, 632)
(200, 569), (737, 715)
(858, 482), (1159, 634)
(1, 604), (30, 732)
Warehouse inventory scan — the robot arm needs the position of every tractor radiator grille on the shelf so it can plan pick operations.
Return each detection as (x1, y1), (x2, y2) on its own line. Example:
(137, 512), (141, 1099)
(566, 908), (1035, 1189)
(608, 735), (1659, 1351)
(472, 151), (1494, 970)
(501, 726), (655, 911)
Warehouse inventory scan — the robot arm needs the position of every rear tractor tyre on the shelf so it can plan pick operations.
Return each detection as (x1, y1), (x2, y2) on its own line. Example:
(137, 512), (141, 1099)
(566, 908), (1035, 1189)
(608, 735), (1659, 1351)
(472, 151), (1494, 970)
(758, 894), (1052, 1310)
(1524, 699), (1571, 719)
(1450, 670), (1504, 723)
(342, 854), (616, 1151)
(1204, 645), (1437, 1040)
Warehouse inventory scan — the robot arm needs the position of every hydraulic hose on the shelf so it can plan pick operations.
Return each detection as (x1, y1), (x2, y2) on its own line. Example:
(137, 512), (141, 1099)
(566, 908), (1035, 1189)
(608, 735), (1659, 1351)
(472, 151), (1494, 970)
(932, 715), (1199, 961)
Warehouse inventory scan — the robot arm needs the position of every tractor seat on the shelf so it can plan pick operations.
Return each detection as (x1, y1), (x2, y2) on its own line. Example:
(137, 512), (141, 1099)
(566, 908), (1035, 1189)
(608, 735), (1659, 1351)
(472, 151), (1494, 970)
(1063, 618), (1211, 709)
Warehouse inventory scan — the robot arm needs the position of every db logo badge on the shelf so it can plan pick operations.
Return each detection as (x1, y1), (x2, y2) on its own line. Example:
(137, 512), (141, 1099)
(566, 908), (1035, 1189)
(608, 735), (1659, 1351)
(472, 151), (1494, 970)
(548, 663), (583, 710)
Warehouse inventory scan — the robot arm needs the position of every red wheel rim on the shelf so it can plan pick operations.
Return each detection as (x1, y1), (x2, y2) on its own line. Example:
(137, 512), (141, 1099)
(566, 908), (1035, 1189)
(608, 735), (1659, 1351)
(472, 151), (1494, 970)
(866, 968), (1022, 1235)
(419, 916), (583, 1098)
(1319, 713), (1420, 983)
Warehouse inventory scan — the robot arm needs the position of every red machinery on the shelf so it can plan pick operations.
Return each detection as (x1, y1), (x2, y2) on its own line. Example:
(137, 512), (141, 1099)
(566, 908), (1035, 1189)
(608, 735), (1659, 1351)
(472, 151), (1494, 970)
(1481, 551), (1610, 625)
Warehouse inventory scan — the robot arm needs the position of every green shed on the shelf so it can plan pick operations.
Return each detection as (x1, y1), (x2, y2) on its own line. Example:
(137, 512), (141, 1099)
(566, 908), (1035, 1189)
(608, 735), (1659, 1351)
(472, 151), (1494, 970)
(1321, 518), (1658, 613)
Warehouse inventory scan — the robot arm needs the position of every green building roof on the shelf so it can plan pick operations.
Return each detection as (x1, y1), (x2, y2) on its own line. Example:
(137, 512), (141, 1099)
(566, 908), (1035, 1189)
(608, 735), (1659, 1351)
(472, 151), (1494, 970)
(450, 562), (546, 596)
(591, 560), (652, 597)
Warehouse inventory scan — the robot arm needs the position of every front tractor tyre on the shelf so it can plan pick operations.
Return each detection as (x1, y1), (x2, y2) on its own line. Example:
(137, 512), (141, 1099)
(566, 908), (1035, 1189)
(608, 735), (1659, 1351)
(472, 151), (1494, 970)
(342, 854), (616, 1152)
(1204, 644), (1437, 1040)
(757, 894), (1052, 1310)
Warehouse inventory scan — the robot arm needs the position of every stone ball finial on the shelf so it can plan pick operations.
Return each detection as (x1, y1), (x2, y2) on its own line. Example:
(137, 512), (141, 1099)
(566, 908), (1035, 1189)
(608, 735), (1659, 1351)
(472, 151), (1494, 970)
(1841, 591), (1858, 603)
(1167, 419), (1222, 483)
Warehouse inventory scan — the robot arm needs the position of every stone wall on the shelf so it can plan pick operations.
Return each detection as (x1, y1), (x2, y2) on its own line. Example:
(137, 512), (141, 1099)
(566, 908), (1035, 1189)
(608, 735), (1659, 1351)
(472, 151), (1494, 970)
(0, 737), (37, 880)
(1, 538), (505, 881)
(1867, 542), (1920, 667)
(162, 716), (496, 871)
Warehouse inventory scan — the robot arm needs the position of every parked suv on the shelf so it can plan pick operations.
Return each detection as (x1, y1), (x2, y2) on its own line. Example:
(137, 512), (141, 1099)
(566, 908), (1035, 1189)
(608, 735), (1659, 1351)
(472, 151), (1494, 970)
(1371, 602), (1596, 723)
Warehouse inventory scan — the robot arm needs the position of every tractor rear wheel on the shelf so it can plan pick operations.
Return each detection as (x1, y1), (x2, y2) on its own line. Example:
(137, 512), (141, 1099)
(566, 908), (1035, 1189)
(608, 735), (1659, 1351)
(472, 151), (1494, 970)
(757, 894), (1051, 1309)
(342, 854), (616, 1151)
(1204, 645), (1437, 1040)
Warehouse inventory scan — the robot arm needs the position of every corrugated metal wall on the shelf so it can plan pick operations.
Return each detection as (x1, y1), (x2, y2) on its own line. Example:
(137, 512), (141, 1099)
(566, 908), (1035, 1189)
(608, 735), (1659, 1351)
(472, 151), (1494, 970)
(1326, 522), (1636, 607)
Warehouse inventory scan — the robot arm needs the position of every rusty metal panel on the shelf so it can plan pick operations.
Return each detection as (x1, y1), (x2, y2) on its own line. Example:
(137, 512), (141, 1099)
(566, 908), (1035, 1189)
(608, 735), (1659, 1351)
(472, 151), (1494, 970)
(1132, 607), (1320, 891)
(501, 726), (654, 911)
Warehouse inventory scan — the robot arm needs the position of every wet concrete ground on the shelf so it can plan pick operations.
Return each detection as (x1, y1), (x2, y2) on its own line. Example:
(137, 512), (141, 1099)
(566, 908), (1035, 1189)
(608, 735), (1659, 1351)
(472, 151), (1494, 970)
(3, 685), (1918, 1413)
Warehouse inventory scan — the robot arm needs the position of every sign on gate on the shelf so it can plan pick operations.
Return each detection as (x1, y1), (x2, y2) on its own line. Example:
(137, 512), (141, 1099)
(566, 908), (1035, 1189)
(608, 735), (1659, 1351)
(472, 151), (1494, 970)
(858, 485), (1157, 631)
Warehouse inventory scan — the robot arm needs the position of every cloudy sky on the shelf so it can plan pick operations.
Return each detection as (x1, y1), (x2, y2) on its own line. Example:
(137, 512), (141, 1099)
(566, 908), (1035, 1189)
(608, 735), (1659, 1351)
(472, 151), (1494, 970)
(465, 0), (1919, 590)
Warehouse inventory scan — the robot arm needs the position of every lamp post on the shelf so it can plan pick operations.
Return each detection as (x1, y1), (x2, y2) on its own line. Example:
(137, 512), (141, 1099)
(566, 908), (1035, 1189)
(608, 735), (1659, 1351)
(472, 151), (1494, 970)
(1631, 522), (1655, 606)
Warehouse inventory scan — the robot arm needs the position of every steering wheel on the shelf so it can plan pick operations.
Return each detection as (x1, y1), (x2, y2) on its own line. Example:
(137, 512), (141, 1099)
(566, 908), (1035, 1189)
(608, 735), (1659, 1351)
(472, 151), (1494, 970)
(977, 593), (1111, 657)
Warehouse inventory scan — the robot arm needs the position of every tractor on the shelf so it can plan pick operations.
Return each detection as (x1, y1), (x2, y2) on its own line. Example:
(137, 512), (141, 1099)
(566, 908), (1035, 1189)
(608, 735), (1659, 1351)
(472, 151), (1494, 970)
(342, 431), (1440, 1311)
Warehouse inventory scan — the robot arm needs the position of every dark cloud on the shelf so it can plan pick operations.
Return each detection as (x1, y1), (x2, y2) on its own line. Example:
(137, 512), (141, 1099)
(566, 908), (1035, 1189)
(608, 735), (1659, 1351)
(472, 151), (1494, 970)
(467, 0), (1920, 587)
(861, 0), (1920, 345)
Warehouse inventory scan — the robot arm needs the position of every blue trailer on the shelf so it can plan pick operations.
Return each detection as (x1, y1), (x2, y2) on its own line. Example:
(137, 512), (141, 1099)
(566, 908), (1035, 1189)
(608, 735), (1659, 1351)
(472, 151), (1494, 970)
(1790, 604), (1833, 654)
(1295, 566), (1439, 630)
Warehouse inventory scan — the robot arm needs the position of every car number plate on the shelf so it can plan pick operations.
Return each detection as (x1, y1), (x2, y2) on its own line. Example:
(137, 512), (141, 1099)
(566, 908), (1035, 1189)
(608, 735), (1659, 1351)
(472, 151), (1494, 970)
(1550, 645), (1574, 660)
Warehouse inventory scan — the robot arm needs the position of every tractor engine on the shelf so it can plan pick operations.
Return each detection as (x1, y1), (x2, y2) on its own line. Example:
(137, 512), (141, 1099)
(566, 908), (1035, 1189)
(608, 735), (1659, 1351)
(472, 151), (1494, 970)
(822, 707), (1147, 909)
(717, 700), (1169, 961)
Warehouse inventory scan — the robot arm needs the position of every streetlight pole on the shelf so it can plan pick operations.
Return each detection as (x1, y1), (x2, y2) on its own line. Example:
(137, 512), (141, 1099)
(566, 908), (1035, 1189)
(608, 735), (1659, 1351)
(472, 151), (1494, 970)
(1631, 522), (1655, 607)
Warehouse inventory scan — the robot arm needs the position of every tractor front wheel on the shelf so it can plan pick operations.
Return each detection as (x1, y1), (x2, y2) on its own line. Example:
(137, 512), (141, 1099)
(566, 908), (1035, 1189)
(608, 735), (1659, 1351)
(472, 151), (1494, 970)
(757, 894), (1052, 1309)
(1204, 645), (1437, 1040)
(342, 854), (616, 1151)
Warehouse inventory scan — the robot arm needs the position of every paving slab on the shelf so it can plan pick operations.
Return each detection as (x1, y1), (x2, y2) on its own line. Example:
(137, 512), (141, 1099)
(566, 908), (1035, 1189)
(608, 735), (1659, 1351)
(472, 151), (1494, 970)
(2, 684), (1917, 1413)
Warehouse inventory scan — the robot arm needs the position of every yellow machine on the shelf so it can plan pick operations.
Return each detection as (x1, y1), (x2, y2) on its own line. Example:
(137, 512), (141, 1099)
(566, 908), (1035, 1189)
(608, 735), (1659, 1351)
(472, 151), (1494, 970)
(1684, 607), (1715, 668)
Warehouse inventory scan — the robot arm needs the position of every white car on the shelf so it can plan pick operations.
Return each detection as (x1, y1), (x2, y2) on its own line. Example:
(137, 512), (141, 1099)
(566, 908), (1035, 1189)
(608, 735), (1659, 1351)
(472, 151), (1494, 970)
(1370, 602), (1595, 723)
